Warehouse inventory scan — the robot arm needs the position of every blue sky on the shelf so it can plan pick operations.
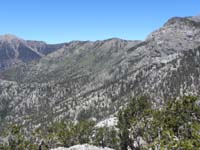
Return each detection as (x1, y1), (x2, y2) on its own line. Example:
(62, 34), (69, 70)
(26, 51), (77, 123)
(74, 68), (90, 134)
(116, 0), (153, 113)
(0, 0), (199, 43)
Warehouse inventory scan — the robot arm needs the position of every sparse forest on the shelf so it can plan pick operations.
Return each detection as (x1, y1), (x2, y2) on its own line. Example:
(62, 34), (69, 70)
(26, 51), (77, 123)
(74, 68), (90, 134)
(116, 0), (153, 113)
(1, 96), (200, 150)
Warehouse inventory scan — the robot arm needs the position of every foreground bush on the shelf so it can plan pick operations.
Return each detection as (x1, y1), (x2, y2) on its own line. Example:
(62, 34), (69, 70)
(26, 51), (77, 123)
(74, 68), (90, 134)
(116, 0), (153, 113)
(118, 96), (200, 150)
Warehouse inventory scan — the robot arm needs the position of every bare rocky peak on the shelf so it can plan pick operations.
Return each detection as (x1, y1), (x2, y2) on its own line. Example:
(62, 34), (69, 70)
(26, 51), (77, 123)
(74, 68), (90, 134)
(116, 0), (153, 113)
(0, 34), (24, 44)
(145, 16), (200, 56)
(0, 34), (20, 40)
(189, 15), (200, 22)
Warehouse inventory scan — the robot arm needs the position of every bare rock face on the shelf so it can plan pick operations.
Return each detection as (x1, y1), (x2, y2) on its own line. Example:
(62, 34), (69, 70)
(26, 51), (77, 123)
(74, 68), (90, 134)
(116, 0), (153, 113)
(1, 15), (200, 132)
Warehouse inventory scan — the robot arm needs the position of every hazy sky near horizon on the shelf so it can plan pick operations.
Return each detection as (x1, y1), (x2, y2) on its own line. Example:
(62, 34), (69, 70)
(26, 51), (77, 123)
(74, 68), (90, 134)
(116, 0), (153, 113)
(0, 0), (199, 43)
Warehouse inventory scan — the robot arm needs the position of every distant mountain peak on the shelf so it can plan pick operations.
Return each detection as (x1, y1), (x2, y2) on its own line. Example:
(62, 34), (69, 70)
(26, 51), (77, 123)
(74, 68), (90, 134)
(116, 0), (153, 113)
(163, 16), (200, 28)
(0, 34), (20, 40)
(0, 34), (23, 44)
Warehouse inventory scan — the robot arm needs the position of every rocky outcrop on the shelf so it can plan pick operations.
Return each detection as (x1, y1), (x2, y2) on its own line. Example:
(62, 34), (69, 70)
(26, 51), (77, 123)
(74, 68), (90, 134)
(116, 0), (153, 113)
(50, 144), (114, 150)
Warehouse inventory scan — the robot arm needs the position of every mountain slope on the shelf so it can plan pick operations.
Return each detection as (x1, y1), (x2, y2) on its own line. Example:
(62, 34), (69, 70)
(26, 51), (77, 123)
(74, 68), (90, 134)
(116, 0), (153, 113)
(0, 16), (200, 131)
(0, 34), (65, 70)
(1, 38), (140, 82)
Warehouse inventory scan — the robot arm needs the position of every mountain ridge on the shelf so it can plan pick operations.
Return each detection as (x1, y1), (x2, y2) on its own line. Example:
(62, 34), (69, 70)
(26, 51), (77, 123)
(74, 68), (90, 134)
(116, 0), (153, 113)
(0, 34), (67, 70)
(0, 15), (200, 133)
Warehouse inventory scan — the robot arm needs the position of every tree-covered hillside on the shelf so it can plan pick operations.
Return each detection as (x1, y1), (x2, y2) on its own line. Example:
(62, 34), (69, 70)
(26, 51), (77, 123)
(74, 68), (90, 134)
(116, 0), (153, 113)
(1, 96), (200, 150)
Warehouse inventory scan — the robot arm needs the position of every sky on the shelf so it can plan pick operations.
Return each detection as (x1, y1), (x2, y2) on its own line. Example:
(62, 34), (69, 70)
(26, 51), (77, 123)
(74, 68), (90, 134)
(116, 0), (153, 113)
(0, 0), (199, 43)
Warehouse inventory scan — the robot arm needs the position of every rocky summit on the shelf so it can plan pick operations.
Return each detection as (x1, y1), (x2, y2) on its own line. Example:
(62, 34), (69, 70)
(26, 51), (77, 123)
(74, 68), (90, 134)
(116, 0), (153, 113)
(0, 15), (200, 132)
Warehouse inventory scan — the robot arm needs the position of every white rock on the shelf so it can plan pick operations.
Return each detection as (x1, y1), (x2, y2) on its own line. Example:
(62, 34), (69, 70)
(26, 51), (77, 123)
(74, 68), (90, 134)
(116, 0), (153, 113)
(95, 117), (118, 128)
(51, 144), (114, 150)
